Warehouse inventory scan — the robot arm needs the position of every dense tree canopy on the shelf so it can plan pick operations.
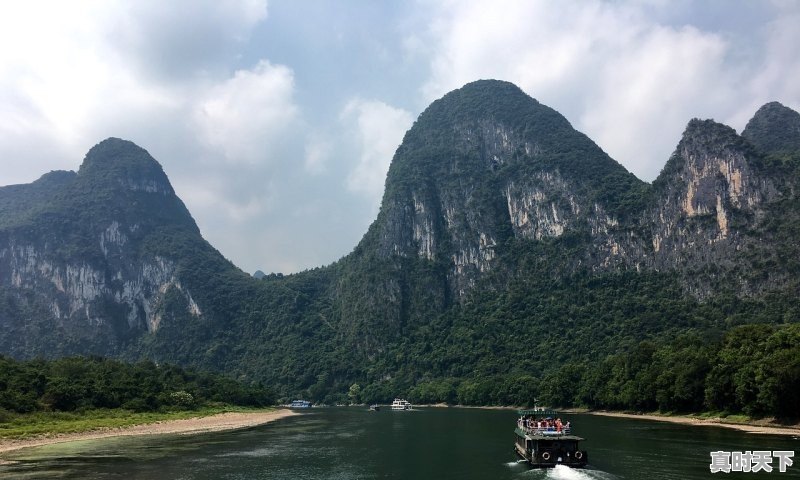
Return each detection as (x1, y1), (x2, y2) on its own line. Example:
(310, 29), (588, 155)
(0, 356), (274, 414)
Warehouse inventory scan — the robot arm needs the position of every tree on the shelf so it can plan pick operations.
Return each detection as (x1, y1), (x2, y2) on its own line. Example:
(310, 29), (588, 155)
(348, 383), (361, 404)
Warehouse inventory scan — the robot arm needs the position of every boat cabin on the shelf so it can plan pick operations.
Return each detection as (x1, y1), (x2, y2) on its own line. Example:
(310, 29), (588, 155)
(390, 398), (412, 410)
(514, 409), (587, 468)
(290, 399), (312, 408)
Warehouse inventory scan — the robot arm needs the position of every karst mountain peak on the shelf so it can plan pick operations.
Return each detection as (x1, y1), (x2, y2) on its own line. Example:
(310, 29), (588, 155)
(1, 81), (799, 409)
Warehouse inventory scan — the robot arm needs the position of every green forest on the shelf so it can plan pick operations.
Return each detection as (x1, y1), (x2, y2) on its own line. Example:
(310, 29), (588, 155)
(338, 268), (800, 421)
(390, 323), (800, 419)
(2, 81), (800, 427)
(0, 356), (274, 416)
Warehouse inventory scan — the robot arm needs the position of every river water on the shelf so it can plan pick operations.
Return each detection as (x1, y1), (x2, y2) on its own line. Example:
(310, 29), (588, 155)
(2, 408), (798, 479)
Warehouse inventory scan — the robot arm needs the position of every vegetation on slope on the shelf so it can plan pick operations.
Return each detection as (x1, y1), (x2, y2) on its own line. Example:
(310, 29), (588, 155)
(344, 267), (800, 420)
(2, 83), (800, 425)
(111, 91), (800, 420)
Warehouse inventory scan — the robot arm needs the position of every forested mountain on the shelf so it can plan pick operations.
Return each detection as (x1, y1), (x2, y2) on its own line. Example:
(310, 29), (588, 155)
(1, 80), (798, 415)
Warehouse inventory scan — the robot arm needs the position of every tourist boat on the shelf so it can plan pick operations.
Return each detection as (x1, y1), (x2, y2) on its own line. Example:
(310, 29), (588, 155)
(514, 408), (587, 468)
(390, 398), (412, 410)
(289, 399), (312, 409)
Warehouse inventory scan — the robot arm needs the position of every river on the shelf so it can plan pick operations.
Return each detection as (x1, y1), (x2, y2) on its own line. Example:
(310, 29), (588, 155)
(2, 407), (798, 479)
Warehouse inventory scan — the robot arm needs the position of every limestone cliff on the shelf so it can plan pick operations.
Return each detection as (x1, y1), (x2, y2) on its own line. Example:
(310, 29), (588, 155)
(0, 139), (204, 356)
(361, 80), (646, 299)
(2, 82), (799, 398)
(331, 83), (800, 358)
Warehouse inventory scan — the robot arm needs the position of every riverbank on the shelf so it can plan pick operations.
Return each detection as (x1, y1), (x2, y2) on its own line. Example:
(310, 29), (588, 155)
(420, 404), (800, 436)
(0, 408), (297, 460)
(576, 410), (800, 436)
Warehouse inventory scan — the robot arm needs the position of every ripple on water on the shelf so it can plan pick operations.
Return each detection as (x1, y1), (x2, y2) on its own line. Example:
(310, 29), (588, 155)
(546, 465), (619, 480)
(215, 446), (279, 458)
(513, 465), (619, 480)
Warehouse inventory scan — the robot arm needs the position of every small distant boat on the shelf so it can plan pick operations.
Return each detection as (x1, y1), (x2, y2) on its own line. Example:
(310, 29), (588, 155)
(514, 408), (587, 468)
(390, 398), (412, 411)
(369, 404), (380, 411)
(289, 399), (312, 409)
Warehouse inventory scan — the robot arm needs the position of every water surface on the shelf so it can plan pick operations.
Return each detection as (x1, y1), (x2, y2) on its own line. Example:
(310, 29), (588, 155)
(2, 408), (798, 479)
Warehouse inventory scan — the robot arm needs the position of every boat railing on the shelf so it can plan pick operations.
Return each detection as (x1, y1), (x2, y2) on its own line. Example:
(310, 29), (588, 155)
(521, 426), (572, 436)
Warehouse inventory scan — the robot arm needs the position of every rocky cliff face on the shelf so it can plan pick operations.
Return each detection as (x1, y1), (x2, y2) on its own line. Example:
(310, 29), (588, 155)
(328, 82), (800, 358)
(2, 82), (799, 396)
(647, 121), (774, 258)
(364, 80), (647, 299)
(1, 240), (189, 332)
(0, 139), (204, 356)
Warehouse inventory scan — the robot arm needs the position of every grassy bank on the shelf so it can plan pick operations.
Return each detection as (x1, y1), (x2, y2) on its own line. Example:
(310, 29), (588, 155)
(0, 405), (275, 440)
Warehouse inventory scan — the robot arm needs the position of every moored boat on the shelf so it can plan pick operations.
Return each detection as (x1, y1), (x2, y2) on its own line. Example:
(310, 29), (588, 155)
(514, 408), (587, 468)
(390, 398), (412, 410)
(289, 399), (312, 409)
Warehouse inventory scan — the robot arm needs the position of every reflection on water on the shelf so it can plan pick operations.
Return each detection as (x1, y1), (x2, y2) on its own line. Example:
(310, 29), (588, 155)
(1, 408), (798, 479)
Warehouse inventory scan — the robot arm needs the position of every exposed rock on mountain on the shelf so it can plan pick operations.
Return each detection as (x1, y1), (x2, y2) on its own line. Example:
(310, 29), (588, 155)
(645, 119), (780, 296)
(367, 81), (646, 297)
(0, 138), (208, 356)
(1, 81), (799, 404)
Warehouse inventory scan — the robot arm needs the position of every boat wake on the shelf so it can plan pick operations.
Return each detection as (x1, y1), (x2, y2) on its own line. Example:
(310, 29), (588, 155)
(504, 459), (530, 474)
(544, 465), (617, 479)
(513, 464), (618, 479)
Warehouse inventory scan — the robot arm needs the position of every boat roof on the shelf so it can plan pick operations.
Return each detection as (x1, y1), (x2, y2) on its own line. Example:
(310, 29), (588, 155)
(517, 409), (563, 416)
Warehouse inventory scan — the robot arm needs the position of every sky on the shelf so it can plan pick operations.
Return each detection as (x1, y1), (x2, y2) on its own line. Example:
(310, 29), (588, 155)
(1, 1), (799, 275)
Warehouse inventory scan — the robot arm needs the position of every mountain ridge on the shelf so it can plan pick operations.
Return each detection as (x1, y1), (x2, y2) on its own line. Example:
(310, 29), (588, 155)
(1, 80), (799, 413)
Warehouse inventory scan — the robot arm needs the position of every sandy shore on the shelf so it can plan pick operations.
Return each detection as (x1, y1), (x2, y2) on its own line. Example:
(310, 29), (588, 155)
(584, 410), (800, 436)
(0, 409), (297, 459)
(421, 404), (800, 436)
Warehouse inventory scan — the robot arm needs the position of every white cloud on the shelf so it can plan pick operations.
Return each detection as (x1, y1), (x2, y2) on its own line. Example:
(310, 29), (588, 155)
(580, 25), (730, 180)
(743, 9), (800, 118)
(341, 99), (413, 203)
(0, 0), (272, 181)
(107, 0), (268, 81)
(419, 0), (800, 181)
(195, 60), (298, 165)
(304, 135), (332, 174)
(2, 0), (798, 275)
(0, 2), (114, 161)
(0, 0), (304, 273)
